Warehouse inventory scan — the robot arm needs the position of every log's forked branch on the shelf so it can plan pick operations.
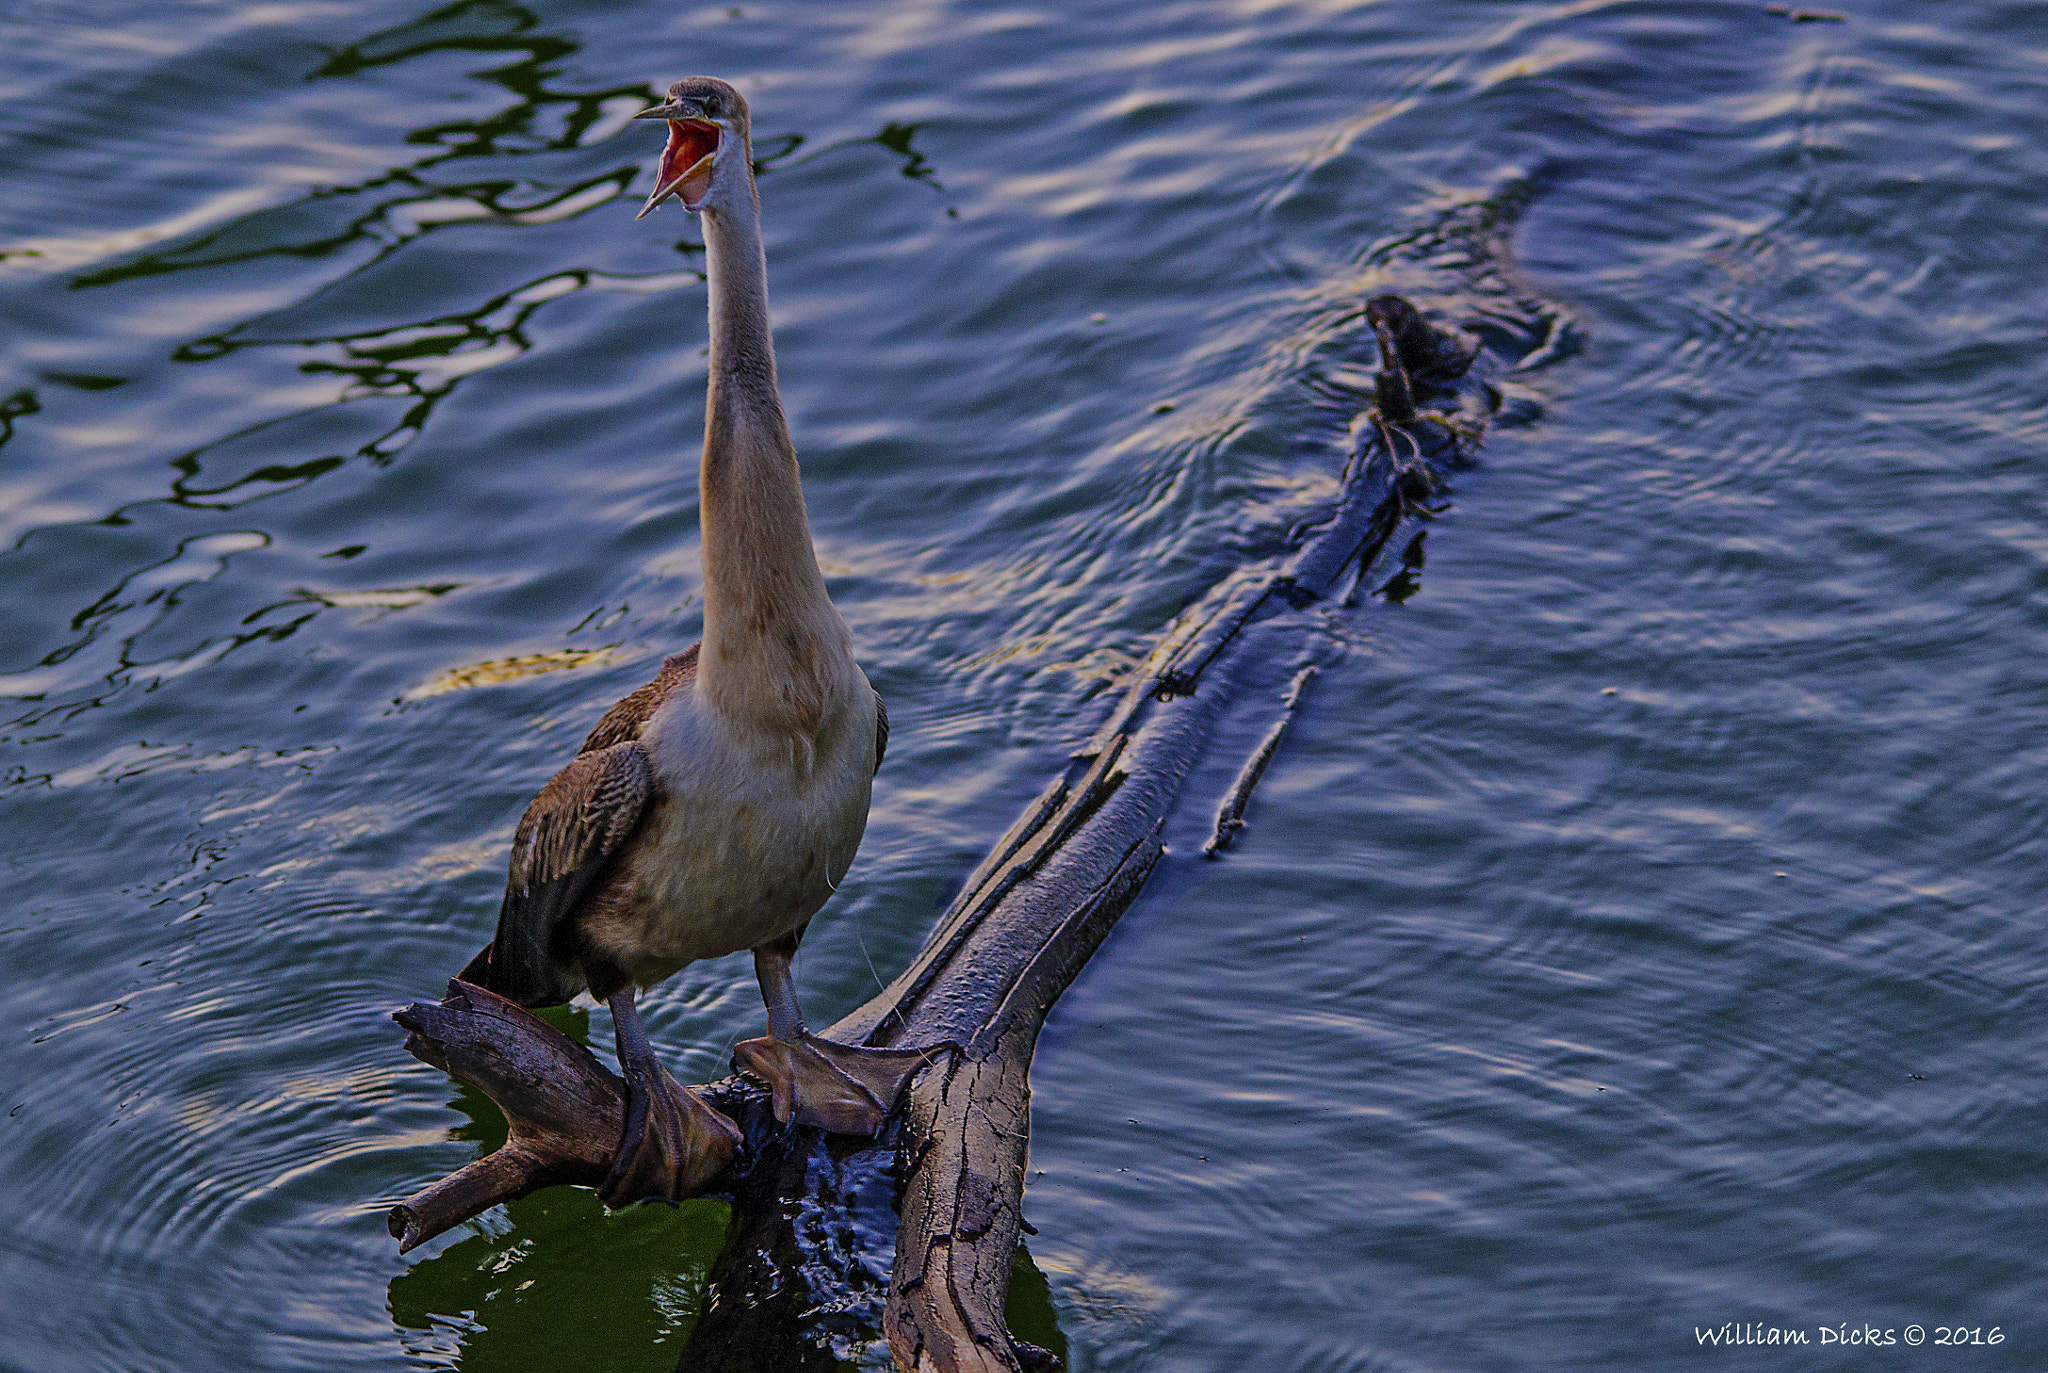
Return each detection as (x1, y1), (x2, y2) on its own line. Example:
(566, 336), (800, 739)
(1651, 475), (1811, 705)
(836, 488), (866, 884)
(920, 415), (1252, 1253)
(388, 980), (628, 1253)
(1203, 663), (1318, 857)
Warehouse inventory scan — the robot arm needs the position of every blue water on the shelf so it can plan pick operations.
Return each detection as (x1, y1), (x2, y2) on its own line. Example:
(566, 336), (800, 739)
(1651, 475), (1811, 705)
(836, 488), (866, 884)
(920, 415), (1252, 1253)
(2, 1), (2043, 1369)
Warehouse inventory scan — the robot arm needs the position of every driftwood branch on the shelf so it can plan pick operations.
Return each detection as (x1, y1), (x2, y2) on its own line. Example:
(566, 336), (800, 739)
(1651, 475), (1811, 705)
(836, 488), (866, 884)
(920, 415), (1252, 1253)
(388, 981), (623, 1253)
(1205, 663), (1317, 857)
(390, 288), (1545, 1370)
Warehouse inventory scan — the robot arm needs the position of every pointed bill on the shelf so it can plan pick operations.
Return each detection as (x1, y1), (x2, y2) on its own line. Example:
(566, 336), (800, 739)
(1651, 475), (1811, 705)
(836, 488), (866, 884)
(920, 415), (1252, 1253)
(637, 150), (716, 219)
(637, 119), (722, 219)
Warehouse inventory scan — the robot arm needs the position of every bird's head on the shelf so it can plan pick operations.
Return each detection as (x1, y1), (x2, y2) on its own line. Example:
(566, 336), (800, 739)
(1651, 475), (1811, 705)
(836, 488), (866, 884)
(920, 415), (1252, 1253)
(635, 77), (751, 219)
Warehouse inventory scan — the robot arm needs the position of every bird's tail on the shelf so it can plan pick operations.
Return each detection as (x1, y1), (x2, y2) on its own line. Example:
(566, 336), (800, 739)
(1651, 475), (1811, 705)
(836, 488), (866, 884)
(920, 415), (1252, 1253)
(457, 943), (499, 991)
(455, 937), (577, 1008)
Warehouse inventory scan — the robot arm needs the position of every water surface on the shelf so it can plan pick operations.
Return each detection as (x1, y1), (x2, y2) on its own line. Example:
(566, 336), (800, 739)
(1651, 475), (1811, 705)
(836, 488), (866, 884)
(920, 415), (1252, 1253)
(2, 1), (2043, 1369)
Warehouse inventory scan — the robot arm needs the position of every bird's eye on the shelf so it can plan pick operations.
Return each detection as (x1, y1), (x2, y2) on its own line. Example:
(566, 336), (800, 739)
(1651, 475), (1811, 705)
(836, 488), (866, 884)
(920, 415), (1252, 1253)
(702, 95), (720, 116)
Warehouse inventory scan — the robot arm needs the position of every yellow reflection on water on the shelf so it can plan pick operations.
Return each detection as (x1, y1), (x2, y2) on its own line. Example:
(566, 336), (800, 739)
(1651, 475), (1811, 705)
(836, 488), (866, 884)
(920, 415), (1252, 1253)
(408, 647), (629, 699)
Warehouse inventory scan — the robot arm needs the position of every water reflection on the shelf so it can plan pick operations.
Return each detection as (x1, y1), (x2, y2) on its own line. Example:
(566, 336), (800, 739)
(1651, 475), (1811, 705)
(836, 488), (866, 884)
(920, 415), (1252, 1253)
(4, 0), (951, 721)
(14, 0), (2035, 1368)
(313, 0), (586, 113)
(2, 531), (272, 724)
(1, 0), (677, 737)
(1006, 1246), (1071, 1372)
(390, 1189), (733, 1371)
(0, 249), (710, 723)
(172, 266), (699, 473)
(0, 389), (37, 450)
(390, 1188), (1074, 1372)
(82, 166), (638, 288)
(71, 0), (659, 289)
(752, 121), (945, 188)
(388, 998), (733, 1371)
(66, 0), (939, 291)
(0, 0), (964, 787)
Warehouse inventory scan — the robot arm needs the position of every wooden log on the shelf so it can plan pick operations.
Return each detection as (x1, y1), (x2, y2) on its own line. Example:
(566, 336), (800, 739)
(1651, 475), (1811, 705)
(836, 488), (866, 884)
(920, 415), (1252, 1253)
(388, 292), (1520, 1370)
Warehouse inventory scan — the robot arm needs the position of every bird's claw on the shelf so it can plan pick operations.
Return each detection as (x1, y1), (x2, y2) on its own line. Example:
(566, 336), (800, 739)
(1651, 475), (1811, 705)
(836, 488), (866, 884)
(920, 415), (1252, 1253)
(598, 1061), (741, 1208)
(732, 1033), (941, 1135)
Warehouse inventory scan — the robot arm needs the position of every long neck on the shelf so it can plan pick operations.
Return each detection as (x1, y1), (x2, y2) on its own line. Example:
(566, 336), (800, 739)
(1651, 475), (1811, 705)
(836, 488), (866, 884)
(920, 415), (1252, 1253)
(695, 174), (849, 732)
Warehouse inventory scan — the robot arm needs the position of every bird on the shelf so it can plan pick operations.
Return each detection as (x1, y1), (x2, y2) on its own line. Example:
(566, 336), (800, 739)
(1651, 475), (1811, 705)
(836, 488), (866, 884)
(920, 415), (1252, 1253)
(459, 76), (932, 1207)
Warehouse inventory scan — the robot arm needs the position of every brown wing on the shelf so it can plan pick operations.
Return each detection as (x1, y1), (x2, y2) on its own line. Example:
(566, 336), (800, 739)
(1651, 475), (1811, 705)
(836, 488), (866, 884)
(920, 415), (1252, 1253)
(464, 741), (652, 1006)
(580, 645), (699, 753)
(461, 651), (695, 1000)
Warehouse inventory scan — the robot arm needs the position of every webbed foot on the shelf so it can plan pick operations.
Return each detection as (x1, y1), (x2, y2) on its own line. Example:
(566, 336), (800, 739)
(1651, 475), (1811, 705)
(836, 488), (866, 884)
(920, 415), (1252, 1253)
(732, 1033), (940, 1135)
(598, 1058), (741, 1208)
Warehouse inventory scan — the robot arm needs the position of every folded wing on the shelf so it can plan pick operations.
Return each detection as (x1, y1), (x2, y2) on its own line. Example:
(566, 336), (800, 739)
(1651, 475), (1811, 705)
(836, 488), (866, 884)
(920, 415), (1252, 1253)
(463, 741), (653, 1005)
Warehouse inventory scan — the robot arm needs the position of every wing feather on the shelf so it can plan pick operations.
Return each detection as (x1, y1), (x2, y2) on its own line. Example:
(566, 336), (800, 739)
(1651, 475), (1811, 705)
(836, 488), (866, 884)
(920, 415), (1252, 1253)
(468, 741), (652, 1005)
(462, 650), (698, 1000)
(580, 645), (698, 753)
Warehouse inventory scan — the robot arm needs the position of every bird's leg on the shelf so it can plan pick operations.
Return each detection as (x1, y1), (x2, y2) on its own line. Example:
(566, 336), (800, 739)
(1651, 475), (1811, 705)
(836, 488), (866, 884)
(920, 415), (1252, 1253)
(598, 989), (741, 1208)
(731, 931), (939, 1135)
(758, 932), (808, 1042)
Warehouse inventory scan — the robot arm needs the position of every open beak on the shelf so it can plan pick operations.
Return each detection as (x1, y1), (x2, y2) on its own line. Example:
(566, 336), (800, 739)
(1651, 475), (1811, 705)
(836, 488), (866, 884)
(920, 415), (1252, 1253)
(636, 107), (722, 219)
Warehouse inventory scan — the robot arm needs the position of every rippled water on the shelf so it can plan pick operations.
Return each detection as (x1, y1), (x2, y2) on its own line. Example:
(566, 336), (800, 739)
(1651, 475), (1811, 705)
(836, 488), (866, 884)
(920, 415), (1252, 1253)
(3, 1), (2044, 1369)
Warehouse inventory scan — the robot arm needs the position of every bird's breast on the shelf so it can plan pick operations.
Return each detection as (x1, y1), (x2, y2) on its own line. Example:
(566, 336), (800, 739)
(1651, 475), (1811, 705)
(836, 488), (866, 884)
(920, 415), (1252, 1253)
(583, 681), (875, 973)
